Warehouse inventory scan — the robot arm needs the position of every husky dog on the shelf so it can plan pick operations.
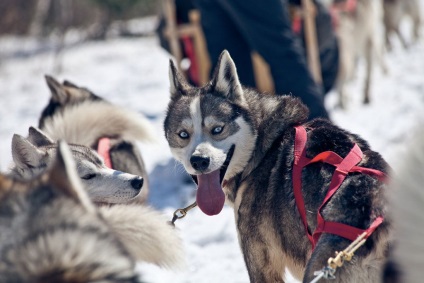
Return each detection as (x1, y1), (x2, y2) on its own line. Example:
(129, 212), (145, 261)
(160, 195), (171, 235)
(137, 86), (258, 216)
(332, 0), (386, 108)
(10, 127), (144, 204)
(164, 50), (390, 282)
(382, 128), (424, 283)
(0, 141), (183, 282)
(383, 0), (421, 50)
(38, 75), (155, 203)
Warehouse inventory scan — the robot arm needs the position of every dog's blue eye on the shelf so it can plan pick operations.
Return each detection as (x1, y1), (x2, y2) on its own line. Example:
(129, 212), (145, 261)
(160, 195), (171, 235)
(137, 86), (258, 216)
(212, 126), (223, 135)
(179, 131), (189, 139)
(82, 173), (96, 180)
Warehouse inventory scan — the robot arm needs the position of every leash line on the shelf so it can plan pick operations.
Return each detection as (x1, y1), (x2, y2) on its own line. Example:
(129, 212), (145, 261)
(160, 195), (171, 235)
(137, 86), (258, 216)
(310, 232), (368, 282)
(169, 201), (198, 227)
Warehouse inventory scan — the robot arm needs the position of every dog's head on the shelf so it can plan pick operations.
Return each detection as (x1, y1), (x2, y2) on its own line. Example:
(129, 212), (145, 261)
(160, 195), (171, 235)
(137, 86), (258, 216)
(11, 127), (144, 204)
(164, 51), (257, 216)
(39, 75), (102, 128)
(0, 141), (139, 282)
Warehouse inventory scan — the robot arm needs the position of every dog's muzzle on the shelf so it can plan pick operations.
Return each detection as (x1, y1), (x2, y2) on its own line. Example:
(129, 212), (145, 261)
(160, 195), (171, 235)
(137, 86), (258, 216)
(190, 155), (210, 172)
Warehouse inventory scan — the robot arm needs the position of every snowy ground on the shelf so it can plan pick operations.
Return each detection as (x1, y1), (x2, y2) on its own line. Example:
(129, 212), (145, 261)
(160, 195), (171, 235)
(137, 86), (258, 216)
(0, 12), (423, 283)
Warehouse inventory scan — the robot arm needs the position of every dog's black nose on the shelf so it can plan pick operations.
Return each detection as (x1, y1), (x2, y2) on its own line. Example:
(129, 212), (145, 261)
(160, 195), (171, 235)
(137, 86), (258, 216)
(130, 176), (143, 190)
(190, 155), (210, 171)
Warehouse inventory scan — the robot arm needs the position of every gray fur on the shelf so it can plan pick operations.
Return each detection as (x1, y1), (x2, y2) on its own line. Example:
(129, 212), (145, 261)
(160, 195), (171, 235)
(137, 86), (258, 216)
(27, 126), (54, 147)
(164, 50), (391, 282)
(40, 75), (155, 203)
(0, 142), (137, 282)
(0, 141), (183, 282)
(10, 130), (144, 205)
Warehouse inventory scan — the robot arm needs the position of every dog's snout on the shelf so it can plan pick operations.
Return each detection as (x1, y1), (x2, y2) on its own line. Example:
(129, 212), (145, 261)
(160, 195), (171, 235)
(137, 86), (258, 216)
(190, 155), (210, 171)
(130, 176), (143, 191)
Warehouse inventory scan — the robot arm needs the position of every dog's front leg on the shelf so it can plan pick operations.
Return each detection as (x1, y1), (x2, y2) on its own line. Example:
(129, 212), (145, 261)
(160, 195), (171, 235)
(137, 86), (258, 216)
(236, 202), (285, 283)
(238, 227), (285, 282)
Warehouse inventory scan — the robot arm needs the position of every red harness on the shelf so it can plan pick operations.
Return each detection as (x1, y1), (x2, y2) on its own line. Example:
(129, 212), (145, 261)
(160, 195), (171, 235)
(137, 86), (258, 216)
(292, 126), (387, 250)
(97, 137), (113, 169)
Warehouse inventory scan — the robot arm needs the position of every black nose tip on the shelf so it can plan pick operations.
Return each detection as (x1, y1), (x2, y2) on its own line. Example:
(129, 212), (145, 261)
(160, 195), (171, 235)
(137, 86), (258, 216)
(190, 155), (210, 171)
(130, 176), (143, 190)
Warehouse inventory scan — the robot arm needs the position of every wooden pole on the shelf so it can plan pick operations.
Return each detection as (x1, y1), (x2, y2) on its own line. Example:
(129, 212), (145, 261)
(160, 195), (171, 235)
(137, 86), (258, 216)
(162, 0), (183, 68)
(301, 0), (323, 84)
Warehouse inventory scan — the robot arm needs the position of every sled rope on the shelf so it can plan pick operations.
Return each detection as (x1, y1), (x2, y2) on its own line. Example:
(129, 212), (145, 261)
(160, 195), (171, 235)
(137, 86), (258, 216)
(169, 201), (198, 227)
(310, 232), (368, 283)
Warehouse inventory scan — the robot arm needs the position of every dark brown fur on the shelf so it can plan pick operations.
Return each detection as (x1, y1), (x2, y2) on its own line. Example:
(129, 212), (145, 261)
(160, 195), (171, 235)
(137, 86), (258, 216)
(165, 51), (391, 282)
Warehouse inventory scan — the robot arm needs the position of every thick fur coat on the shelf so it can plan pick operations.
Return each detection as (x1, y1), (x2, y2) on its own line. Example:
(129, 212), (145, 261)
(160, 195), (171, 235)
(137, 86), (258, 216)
(0, 141), (183, 282)
(164, 50), (391, 282)
(38, 76), (155, 203)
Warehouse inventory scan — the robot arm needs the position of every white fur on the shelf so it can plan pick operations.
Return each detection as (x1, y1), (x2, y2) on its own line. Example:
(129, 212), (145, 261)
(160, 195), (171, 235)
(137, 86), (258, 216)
(99, 204), (185, 269)
(56, 141), (96, 213)
(190, 96), (203, 147)
(171, 115), (256, 181)
(75, 160), (141, 204)
(389, 129), (424, 283)
(11, 202), (135, 279)
(10, 136), (143, 204)
(222, 117), (256, 180)
(41, 101), (156, 146)
(171, 97), (227, 175)
(171, 97), (208, 174)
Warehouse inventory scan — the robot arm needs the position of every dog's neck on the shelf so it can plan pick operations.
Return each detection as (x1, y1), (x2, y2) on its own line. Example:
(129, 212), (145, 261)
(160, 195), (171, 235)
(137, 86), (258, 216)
(240, 89), (308, 179)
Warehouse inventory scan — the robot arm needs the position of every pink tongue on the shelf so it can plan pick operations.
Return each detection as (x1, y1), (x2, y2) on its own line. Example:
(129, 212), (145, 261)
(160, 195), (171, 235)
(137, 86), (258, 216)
(196, 170), (225, 216)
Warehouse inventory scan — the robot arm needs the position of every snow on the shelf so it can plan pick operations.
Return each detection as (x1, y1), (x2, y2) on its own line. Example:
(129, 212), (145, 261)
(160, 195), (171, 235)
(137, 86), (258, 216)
(0, 11), (423, 283)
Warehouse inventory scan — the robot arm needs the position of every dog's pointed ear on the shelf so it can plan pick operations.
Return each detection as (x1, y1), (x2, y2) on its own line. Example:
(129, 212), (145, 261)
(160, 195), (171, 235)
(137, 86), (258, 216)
(63, 79), (79, 88)
(169, 60), (190, 98)
(211, 50), (245, 104)
(47, 140), (95, 213)
(27, 127), (54, 147)
(44, 75), (68, 105)
(12, 134), (46, 168)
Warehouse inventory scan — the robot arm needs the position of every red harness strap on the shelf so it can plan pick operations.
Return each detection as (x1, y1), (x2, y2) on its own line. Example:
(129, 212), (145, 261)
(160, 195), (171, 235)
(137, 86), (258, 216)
(97, 137), (113, 169)
(292, 126), (387, 250)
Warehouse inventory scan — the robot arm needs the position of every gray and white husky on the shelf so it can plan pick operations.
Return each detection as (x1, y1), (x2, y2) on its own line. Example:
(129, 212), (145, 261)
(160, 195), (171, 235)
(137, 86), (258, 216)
(0, 141), (183, 282)
(38, 75), (156, 203)
(164, 50), (391, 282)
(10, 126), (144, 204)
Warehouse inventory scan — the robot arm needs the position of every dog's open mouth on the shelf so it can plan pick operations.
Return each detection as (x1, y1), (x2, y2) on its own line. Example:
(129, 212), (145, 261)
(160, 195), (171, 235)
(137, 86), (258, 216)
(192, 145), (235, 216)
